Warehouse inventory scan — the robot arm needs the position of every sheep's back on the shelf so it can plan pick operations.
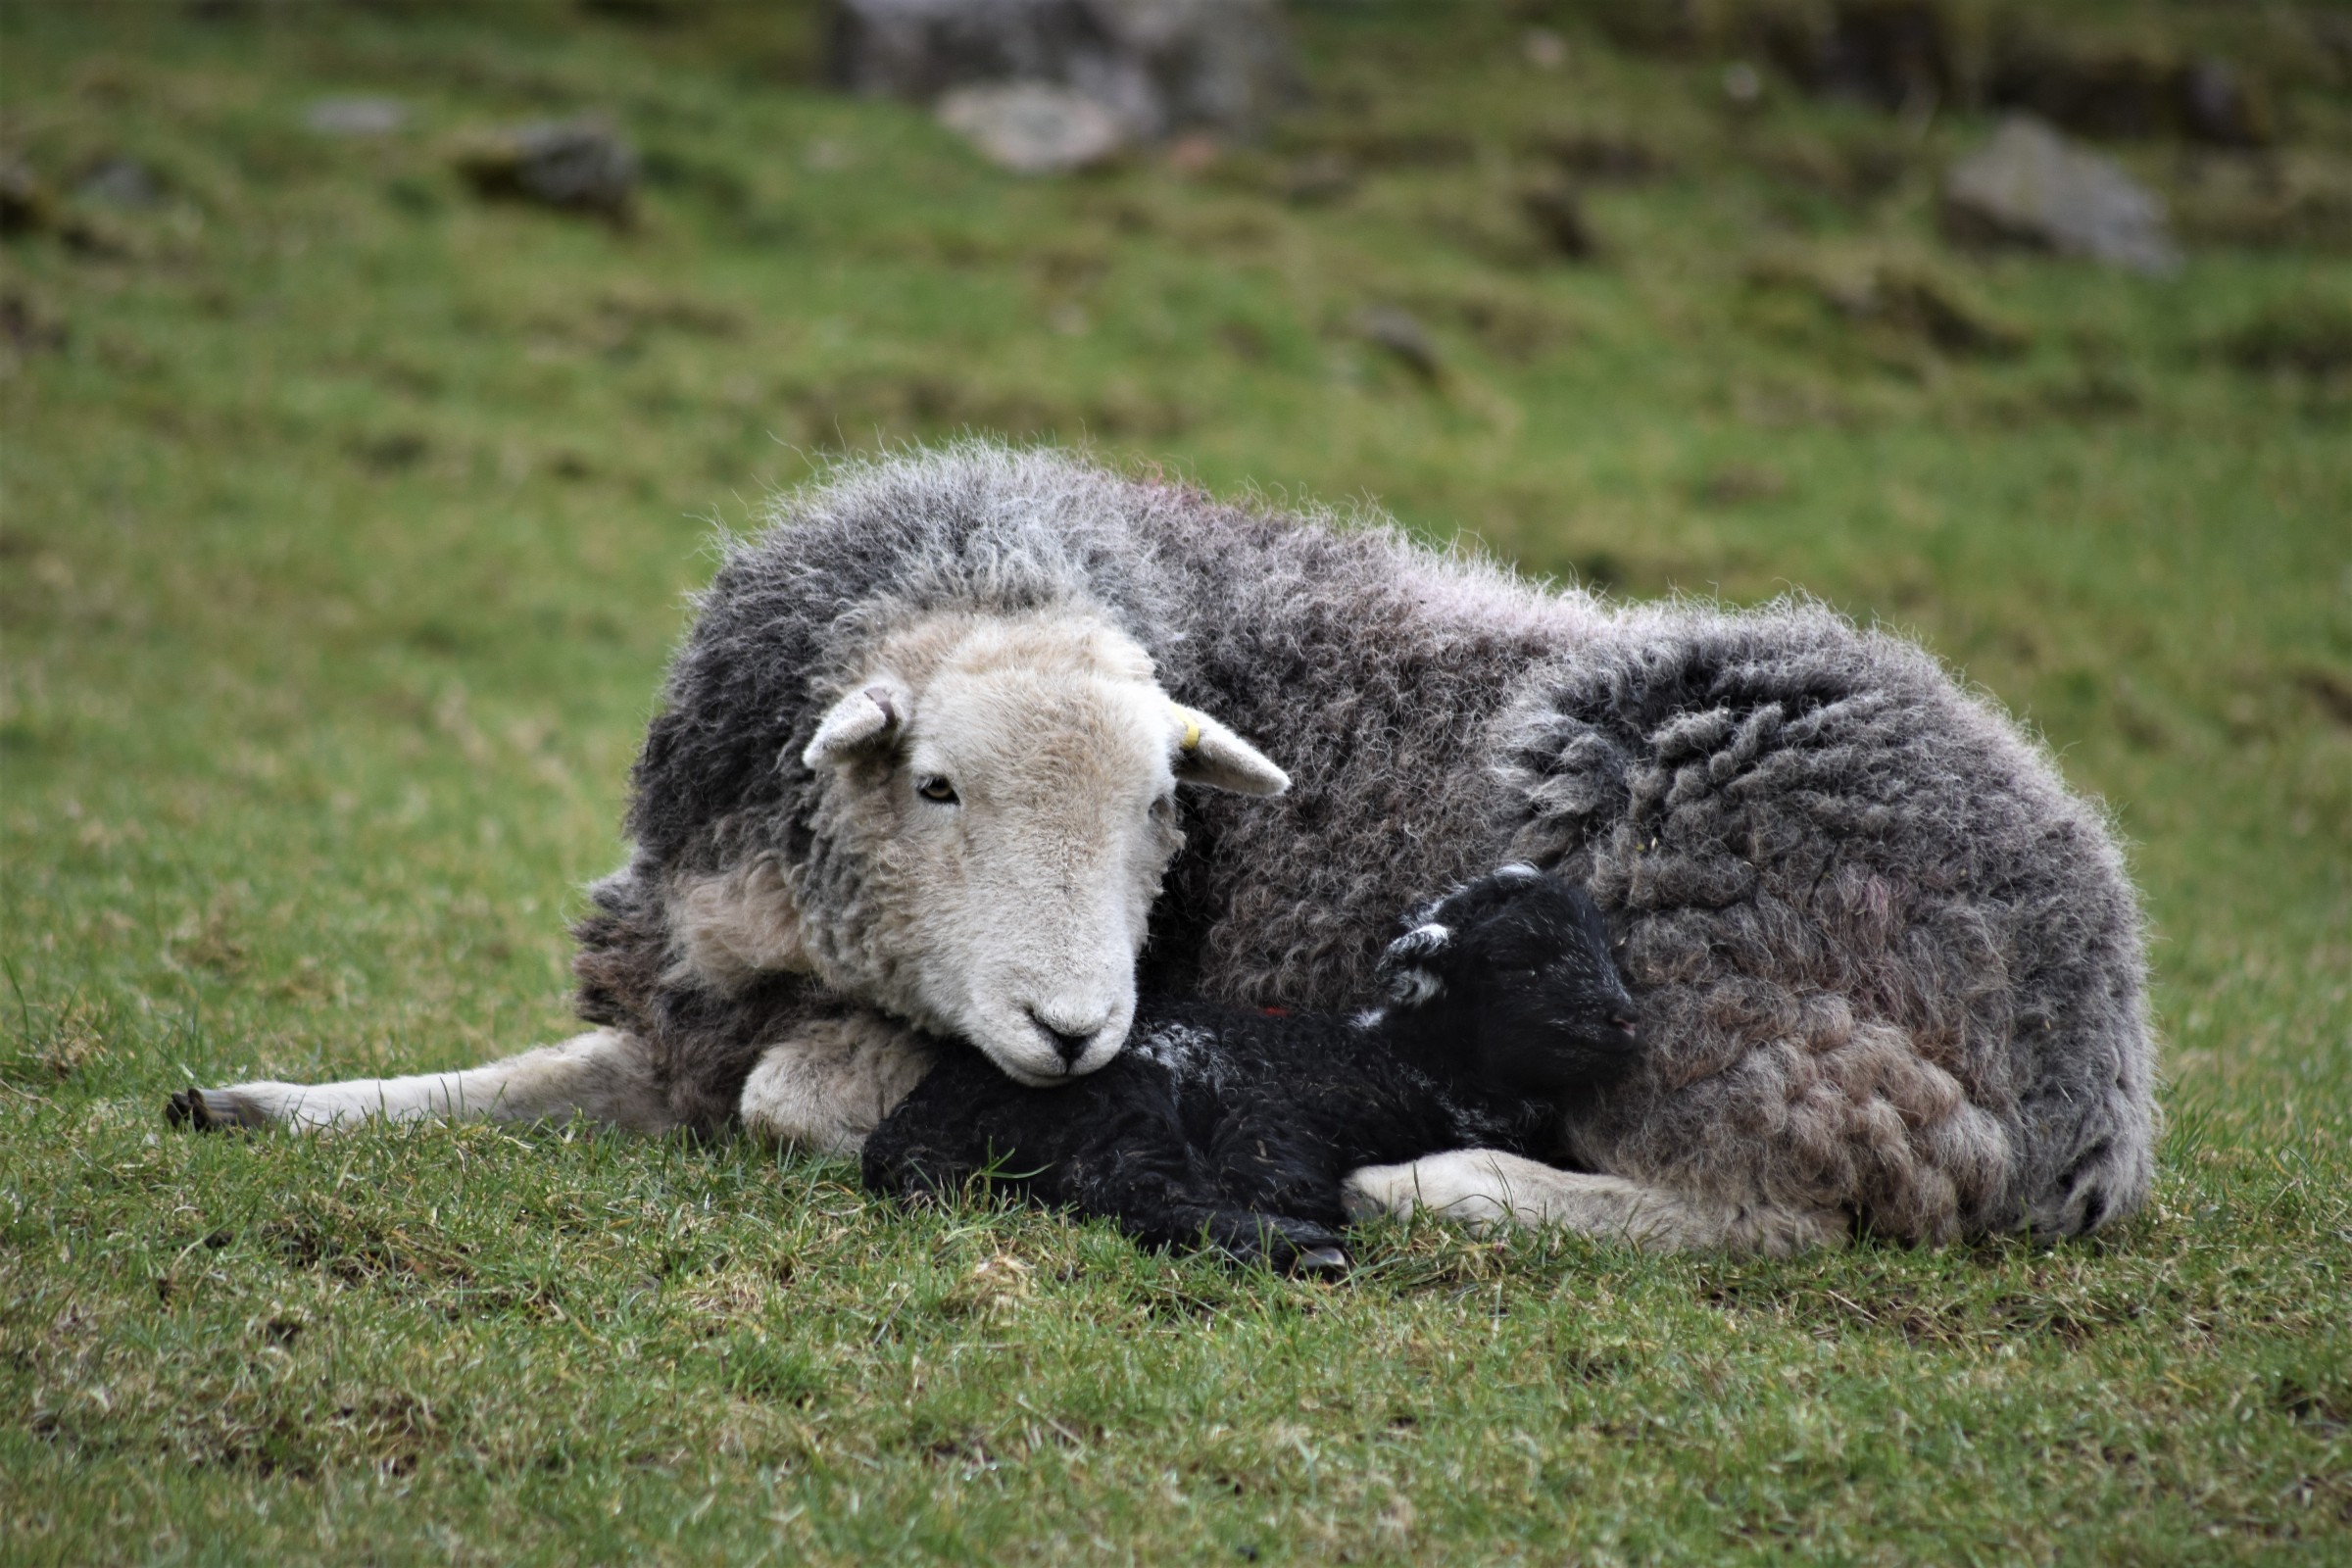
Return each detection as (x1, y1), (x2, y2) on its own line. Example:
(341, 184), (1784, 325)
(1488, 601), (2152, 1239)
(1144, 509), (1607, 1007)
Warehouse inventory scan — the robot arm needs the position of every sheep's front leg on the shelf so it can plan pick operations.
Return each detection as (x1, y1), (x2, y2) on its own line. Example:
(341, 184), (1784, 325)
(1342, 1150), (1849, 1257)
(737, 1010), (938, 1157)
(169, 1028), (673, 1134)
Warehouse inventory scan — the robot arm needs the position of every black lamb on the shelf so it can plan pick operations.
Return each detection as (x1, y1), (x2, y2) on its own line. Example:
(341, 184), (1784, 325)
(860, 866), (1642, 1271)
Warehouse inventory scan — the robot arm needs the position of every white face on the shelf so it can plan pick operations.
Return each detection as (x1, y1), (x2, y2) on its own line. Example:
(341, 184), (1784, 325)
(878, 669), (1181, 1083)
(786, 615), (1288, 1087)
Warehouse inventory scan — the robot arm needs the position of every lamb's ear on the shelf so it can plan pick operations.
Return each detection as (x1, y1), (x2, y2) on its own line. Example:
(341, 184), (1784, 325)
(1375, 921), (1453, 1007)
(1169, 705), (1290, 796)
(802, 677), (911, 769)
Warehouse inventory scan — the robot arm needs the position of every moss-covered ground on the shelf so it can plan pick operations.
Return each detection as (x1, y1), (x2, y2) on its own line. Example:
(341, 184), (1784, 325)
(3, 3), (2346, 1561)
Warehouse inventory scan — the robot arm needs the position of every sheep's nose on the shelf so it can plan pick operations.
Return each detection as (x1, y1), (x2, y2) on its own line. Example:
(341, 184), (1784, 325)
(1027, 1008), (1106, 1066)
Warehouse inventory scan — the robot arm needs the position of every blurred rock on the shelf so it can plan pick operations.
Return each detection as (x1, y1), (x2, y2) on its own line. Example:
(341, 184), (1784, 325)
(1988, 38), (2176, 141)
(936, 83), (1127, 173)
(1942, 117), (2179, 275)
(74, 157), (163, 209)
(1354, 305), (1442, 385)
(1, 160), (55, 236)
(1636, 0), (1971, 113)
(1518, 177), (1597, 260)
(1721, 60), (1764, 109)
(306, 96), (409, 137)
(455, 117), (638, 225)
(826, 0), (1297, 142)
(2178, 60), (2271, 150)
(1989, 36), (2274, 148)
(1742, 4), (2278, 149)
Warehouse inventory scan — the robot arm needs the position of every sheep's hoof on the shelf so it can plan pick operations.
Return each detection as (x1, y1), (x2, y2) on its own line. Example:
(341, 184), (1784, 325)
(166, 1089), (220, 1131)
(166, 1089), (257, 1133)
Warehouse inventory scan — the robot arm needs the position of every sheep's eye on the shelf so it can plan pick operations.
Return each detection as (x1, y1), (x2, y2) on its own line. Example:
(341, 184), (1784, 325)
(916, 776), (958, 804)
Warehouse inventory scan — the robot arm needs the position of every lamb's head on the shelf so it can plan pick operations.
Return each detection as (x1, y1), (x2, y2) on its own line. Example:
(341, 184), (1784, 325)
(1374, 865), (1642, 1099)
(759, 611), (1286, 1086)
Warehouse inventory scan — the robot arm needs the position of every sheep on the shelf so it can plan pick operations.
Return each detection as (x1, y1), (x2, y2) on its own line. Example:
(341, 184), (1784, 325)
(863, 864), (1642, 1271)
(176, 443), (2157, 1256)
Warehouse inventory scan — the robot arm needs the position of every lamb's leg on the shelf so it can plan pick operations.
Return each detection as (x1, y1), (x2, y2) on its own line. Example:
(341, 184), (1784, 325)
(861, 1063), (1348, 1274)
(737, 1010), (938, 1157)
(1341, 1150), (1848, 1257)
(167, 1027), (674, 1134)
(1204, 1111), (1351, 1233)
(1077, 1153), (1350, 1273)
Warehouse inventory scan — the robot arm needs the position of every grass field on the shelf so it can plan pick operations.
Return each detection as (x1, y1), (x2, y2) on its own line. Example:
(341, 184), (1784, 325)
(3, 2), (2347, 1561)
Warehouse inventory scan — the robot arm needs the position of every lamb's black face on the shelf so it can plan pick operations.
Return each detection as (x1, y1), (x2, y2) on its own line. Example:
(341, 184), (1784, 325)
(1376, 865), (1642, 1097)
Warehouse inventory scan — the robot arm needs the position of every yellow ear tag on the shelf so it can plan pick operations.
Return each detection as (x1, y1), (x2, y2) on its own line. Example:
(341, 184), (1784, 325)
(1178, 712), (1202, 753)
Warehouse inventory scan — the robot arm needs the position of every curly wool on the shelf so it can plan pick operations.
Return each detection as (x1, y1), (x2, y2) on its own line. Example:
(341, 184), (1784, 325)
(577, 443), (2154, 1240)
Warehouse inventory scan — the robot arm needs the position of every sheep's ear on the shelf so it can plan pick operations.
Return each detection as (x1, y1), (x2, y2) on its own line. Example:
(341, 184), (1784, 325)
(803, 678), (911, 769)
(1169, 706), (1290, 796)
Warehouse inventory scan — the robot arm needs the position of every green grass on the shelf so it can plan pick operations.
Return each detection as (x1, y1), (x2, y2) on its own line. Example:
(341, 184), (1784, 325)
(3, 2), (2347, 1562)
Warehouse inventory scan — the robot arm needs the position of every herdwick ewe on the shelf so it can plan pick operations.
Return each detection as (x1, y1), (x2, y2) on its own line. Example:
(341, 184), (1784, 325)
(173, 444), (2157, 1255)
(863, 865), (1642, 1272)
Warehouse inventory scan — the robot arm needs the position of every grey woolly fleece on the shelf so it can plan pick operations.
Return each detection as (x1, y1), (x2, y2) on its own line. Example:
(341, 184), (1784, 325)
(575, 443), (2155, 1242)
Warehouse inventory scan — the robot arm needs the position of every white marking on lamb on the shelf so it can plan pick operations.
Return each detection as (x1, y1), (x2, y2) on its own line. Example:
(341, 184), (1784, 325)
(1386, 967), (1443, 1008)
(1377, 923), (1451, 1006)
(1125, 1020), (1224, 1085)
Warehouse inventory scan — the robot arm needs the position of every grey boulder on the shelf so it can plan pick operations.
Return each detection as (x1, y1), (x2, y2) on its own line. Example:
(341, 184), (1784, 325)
(455, 117), (638, 225)
(306, 96), (409, 137)
(936, 82), (1129, 173)
(827, 0), (1295, 142)
(1942, 116), (2180, 275)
